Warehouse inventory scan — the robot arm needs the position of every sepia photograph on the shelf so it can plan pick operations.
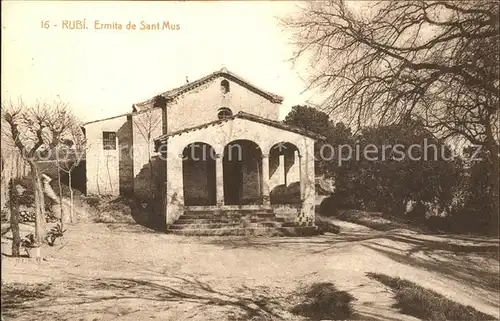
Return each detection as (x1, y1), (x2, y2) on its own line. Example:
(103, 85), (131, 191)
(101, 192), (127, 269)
(1, 1), (499, 320)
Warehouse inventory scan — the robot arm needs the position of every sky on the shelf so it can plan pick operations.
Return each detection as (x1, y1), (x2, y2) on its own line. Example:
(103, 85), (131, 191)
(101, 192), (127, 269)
(1, 1), (315, 123)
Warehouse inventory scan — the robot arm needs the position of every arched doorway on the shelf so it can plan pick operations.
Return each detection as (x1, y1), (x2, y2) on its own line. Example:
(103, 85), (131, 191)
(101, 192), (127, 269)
(269, 142), (301, 204)
(182, 142), (216, 206)
(223, 140), (263, 205)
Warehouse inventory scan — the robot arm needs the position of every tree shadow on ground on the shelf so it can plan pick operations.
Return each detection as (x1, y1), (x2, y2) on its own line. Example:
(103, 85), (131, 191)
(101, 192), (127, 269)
(205, 230), (499, 255)
(204, 233), (384, 251)
(207, 231), (499, 305)
(385, 234), (499, 258)
(2, 274), (387, 321)
(1, 275), (290, 320)
(289, 282), (356, 320)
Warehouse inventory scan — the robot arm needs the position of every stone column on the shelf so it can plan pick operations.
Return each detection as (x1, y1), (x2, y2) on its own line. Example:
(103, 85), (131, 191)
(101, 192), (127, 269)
(299, 146), (315, 226)
(261, 154), (270, 206)
(215, 153), (224, 207)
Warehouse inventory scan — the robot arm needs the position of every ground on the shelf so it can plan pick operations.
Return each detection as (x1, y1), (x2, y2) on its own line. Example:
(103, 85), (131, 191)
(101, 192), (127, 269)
(2, 218), (499, 321)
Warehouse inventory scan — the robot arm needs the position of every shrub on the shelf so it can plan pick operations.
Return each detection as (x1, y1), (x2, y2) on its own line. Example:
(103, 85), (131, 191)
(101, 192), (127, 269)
(17, 209), (57, 223)
(82, 195), (102, 209)
(332, 120), (461, 221)
(20, 233), (38, 249)
(318, 195), (339, 217)
(270, 183), (301, 205)
(45, 223), (67, 246)
(8, 177), (56, 214)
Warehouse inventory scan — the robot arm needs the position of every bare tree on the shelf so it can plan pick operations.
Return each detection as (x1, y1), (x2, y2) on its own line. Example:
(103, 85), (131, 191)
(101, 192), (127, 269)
(57, 125), (86, 223)
(133, 108), (162, 198)
(2, 99), (76, 244)
(283, 0), (499, 231)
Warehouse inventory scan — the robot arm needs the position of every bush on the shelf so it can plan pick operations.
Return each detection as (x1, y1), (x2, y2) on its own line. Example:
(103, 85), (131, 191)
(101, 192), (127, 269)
(9, 177), (56, 213)
(17, 209), (57, 224)
(45, 223), (67, 246)
(448, 208), (491, 234)
(81, 195), (102, 209)
(334, 120), (461, 220)
(318, 195), (339, 217)
(270, 183), (301, 205)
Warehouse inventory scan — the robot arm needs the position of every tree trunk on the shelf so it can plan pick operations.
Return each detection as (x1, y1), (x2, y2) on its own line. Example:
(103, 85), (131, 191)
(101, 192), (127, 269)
(9, 179), (21, 257)
(29, 161), (45, 244)
(56, 165), (64, 230)
(69, 173), (74, 223)
(1, 155), (11, 222)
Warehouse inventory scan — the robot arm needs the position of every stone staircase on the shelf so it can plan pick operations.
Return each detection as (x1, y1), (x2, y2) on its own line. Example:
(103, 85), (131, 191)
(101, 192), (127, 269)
(167, 209), (318, 236)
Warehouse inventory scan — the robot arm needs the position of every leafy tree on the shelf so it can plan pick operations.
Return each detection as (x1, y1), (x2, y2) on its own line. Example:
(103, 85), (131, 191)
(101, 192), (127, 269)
(343, 119), (461, 218)
(283, 0), (499, 233)
(448, 147), (496, 233)
(284, 105), (353, 177)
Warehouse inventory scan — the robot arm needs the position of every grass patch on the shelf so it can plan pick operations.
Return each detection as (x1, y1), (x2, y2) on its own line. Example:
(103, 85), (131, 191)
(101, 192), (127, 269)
(367, 272), (498, 321)
(290, 282), (355, 320)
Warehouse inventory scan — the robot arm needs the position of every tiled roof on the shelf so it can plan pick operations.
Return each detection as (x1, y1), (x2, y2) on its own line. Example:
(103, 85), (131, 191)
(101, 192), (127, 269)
(134, 67), (284, 111)
(82, 113), (131, 126)
(153, 111), (325, 150)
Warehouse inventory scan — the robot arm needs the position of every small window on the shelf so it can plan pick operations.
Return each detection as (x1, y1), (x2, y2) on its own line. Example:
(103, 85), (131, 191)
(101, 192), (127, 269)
(220, 80), (230, 94)
(103, 131), (117, 150)
(217, 107), (233, 120)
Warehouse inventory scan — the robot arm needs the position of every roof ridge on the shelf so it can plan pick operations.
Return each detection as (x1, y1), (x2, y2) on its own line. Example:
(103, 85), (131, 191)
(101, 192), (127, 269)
(135, 68), (284, 111)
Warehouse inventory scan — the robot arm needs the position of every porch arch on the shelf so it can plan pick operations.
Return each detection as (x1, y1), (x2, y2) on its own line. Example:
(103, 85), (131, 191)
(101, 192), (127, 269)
(182, 142), (217, 205)
(269, 142), (301, 204)
(223, 139), (263, 205)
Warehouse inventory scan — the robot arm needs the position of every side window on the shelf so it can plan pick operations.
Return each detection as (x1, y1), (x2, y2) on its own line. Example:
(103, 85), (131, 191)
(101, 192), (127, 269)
(103, 131), (117, 150)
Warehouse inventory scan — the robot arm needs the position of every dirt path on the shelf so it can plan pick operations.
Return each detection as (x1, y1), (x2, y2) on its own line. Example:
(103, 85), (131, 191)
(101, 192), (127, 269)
(2, 222), (499, 321)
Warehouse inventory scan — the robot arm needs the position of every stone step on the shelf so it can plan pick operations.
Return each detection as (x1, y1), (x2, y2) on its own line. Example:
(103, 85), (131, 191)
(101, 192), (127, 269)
(175, 218), (242, 224)
(281, 221), (299, 227)
(170, 221), (285, 230)
(175, 217), (280, 226)
(181, 213), (276, 220)
(166, 226), (318, 237)
(169, 223), (242, 230)
(184, 210), (273, 216)
(246, 221), (283, 228)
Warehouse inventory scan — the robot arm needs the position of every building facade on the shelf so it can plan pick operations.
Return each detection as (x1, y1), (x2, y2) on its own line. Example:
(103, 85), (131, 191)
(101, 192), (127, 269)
(83, 68), (320, 230)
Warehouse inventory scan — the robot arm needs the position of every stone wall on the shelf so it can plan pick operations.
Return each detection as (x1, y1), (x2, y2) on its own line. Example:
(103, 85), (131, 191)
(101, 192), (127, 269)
(131, 108), (164, 200)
